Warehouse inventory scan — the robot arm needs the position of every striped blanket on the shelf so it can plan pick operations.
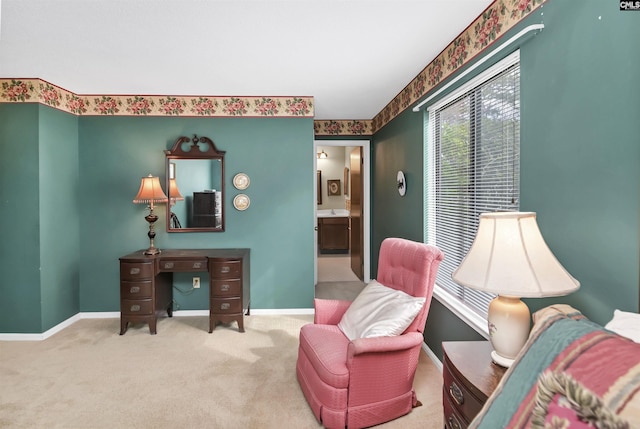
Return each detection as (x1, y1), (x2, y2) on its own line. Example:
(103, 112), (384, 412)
(470, 305), (640, 429)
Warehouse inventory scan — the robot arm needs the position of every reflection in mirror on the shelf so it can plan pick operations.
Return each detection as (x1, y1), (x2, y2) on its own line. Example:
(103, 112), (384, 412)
(165, 135), (225, 232)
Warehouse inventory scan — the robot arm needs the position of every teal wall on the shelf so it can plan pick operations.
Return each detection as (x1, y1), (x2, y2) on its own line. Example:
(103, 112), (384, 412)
(370, 108), (425, 275)
(372, 0), (640, 359)
(39, 106), (80, 330)
(1, 0), (638, 341)
(0, 104), (43, 332)
(1, 110), (315, 333)
(77, 116), (315, 314)
(0, 104), (80, 333)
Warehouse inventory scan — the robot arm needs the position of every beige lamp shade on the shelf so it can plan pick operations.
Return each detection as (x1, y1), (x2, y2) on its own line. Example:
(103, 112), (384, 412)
(168, 178), (184, 202)
(452, 212), (579, 298)
(133, 174), (168, 205)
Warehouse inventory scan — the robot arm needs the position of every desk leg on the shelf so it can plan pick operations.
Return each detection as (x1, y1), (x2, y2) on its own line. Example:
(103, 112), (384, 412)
(148, 318), (157, 335)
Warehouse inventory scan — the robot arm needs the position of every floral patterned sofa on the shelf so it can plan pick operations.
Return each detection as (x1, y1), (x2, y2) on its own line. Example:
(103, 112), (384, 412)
(470, 305), (640, 428)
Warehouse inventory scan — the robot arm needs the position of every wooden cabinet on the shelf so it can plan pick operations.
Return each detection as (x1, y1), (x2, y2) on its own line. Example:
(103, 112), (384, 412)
(209, 258), (250, 333)
(318, 217), (349, 252)
(119, 249), (249, 335)
(192, 192), (221, 228)
(442, 341), (506, 428)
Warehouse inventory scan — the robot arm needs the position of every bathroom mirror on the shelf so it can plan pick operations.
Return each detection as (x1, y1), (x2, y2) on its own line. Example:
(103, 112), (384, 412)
(165, 135), (225, 232)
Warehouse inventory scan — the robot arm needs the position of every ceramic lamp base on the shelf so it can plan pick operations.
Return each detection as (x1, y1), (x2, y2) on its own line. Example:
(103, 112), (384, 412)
(491, 350), (515, 368)
(488, 295), (531, 368)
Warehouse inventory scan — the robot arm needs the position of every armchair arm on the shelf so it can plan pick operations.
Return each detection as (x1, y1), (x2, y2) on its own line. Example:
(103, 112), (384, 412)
(314, 298), (352, 325)
(345, 332), (426, 407)
(347, 332), (424, 357)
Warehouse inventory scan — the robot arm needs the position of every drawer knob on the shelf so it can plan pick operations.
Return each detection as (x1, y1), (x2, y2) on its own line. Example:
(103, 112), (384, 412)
(220, 266), (230, 274)
(448, 414), (462, 429)
(130, 267), (140, 275)
(220, 284), (230, 292)
(193, 262), (202, 269)
(130, 286), (140, 293)
(164, 262), (174, 269)
(449, 382), (464, 406)
(130, 304), (141, 312)
(220, 303), (231, 310)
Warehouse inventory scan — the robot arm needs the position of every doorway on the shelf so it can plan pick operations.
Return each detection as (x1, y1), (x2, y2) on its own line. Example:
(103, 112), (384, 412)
(314, 140), (370, 300)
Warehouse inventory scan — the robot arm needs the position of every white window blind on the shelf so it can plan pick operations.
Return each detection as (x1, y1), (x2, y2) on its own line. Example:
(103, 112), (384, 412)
(426, 51), (520, 319)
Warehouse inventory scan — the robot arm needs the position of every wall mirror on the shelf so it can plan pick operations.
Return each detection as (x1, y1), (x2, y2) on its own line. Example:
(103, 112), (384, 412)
(165, 135), (225, 232)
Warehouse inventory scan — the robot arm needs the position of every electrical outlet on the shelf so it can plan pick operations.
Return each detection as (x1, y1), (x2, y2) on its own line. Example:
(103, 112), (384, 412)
(193, 277), (200, 288)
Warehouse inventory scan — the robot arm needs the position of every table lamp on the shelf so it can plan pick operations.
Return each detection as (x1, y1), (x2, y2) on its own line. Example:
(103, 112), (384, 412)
(133, 174), (168, 255)
(168, 178), (184, 228)
(452, 212), (579, 367)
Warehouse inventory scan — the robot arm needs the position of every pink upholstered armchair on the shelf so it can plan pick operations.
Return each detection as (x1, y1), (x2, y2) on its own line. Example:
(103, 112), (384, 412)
(296, 237), (444, 428)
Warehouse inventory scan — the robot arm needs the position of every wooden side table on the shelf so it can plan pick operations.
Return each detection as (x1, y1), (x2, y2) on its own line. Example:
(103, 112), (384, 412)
(442, 341), (506, 429)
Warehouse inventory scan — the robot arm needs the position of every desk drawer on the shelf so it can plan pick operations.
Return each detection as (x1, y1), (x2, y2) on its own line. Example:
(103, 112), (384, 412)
(120, 280), (152, 299)
(120, 262), (154, 280)
(211, 279), (241, 297)
(443, 359), (484, 421)
(443, 388), (468, 429)
(209, 260), (241, 279)
(211, 297), (242, 314)
(121, 299), (153, 315)
(159, 259), (207, 272)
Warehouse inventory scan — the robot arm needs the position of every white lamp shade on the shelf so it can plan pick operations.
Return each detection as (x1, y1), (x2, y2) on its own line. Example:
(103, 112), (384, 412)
(452, 212), (579, 298)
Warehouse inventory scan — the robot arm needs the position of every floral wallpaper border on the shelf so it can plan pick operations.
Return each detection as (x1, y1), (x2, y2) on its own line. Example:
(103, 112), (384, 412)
(0, 0), (544, 136)
(0, 79), (314, 118)
(370, 0), (546, 134)
(313, 120), (373, 136)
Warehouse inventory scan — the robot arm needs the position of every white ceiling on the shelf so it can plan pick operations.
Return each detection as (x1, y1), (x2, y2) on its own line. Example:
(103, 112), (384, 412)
(0, 0), (493, 120)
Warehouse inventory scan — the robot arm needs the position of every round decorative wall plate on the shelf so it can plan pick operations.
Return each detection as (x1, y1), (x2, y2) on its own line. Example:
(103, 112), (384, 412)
(233, 193), (250, 211)
(233, 173), (250, 190)
(397, 171), (406, 196)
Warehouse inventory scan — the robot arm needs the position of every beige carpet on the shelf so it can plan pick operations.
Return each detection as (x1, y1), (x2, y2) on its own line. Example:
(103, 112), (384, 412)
(317, 254), (362, 283)
(316, 254), (366, 301)
(315, 281), (366, 301)
(0, 315), (443, 428)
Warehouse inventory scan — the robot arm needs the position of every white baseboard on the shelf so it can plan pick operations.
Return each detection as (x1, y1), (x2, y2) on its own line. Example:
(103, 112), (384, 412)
(422, 342), (443, 372)
(0, 308), (316, 341)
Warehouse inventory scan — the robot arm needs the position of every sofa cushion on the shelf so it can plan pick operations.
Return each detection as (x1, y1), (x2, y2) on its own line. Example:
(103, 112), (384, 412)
(531, 371), (630, 429)
(299, 324), (350, 388)
(337, 280), (425, 341)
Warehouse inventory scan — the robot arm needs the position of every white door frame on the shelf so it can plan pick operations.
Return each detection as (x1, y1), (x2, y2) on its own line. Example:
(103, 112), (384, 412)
(313, 139), (371, 284)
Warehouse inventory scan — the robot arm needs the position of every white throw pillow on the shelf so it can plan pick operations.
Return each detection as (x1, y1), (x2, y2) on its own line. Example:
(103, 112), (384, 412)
(605, 309), (640, 343)
(337, 280), (426, 340)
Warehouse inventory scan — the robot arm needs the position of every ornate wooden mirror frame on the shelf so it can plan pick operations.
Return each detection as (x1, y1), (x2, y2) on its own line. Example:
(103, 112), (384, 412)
(165, 134), (226, 232)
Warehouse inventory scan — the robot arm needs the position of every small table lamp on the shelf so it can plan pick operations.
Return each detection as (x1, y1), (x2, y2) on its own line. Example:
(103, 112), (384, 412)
(452, 212), (579, 367)
(168, 178), (184, 228)
(133, 174), (168, 255)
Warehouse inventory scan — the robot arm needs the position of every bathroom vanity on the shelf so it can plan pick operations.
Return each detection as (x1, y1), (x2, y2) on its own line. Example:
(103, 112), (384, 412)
(317, 209), (349, 253)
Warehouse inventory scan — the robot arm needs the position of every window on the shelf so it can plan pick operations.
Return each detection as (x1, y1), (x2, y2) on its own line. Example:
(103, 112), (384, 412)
(425, 51), (520, 325)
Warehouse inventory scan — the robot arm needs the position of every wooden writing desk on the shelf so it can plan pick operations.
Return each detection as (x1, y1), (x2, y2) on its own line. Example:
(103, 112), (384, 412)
(119, 248), (250, 335)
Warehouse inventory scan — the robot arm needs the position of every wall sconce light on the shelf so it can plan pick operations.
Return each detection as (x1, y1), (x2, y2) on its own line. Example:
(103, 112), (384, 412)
(317, 150), (328, 159)
(133, 174), (168, 255)
(452, 212), (579, 367)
